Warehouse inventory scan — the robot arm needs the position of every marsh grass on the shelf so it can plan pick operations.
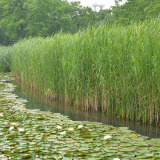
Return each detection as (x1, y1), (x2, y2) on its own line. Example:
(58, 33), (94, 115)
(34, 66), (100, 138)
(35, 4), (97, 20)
(0, 46), (13, 72)
(12, 18), (160, 125)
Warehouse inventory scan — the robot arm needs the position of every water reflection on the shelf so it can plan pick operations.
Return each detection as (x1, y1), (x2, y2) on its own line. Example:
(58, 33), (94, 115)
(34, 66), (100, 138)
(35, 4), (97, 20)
(13, 81), (160, 139)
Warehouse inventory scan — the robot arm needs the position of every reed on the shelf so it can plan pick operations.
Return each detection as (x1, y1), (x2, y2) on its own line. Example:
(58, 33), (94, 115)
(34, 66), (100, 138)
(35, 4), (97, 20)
(0, 46), (13, 72)
(11, 18), (160, 125)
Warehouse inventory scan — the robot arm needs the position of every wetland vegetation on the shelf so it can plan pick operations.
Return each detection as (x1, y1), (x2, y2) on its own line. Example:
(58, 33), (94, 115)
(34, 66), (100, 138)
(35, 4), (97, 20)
(11, 18), (160, 125)
(0, 0), (160, 126)
(13, 78), (160, 139)
(0, 0), (160, 158)
(1, 73), (160, 159)
(0, 47), (13, 72)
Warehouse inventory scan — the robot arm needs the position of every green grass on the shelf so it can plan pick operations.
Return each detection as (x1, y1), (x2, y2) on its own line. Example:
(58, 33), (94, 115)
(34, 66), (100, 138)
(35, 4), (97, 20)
(0, 46), (13, 72)
(11, 18), (160, 125)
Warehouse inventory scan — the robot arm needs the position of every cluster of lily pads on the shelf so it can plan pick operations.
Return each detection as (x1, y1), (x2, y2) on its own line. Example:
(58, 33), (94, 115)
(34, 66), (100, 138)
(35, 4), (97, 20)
(0, 73), (160, 160)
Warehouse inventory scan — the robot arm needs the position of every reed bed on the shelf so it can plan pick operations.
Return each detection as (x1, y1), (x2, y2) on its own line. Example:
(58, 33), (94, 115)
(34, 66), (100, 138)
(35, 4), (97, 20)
(0, 46), (13, 72)
(11, 18), (160, 125)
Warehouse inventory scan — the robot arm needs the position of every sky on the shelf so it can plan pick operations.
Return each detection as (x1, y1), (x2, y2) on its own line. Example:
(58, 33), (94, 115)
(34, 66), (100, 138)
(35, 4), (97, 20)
(68, 0), (127, 11)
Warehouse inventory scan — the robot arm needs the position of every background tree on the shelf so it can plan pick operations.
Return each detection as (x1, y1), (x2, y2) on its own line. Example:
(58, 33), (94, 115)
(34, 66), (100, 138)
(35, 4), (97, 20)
(63, 1), (96, 33)
(0, 0), (27, 44)
(96, 9), (115, 25)
(95, 0), (160, 26)
(112, 0), (160, 22)
(0, 0), (96, 45)
(25, 0), (72, 37)
(144, 0), (160, 19)
(0, 0), (160, 45)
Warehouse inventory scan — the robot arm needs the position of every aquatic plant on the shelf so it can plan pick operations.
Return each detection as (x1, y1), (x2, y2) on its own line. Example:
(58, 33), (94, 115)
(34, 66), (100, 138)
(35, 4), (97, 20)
(11, 18), (160, 125)
(0, 46), (13, 72)
(0, 73), (160, 159)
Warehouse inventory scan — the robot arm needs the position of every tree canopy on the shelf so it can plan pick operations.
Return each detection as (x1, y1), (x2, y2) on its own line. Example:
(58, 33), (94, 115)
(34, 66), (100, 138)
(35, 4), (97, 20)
(98, 0), (160, 25)
(0, 0), (96, 45)
(0, 0), (159, 45)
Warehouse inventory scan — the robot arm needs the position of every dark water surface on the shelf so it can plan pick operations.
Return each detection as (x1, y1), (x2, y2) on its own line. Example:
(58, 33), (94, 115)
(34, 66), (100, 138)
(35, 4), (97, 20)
(12, 81), (160, 139)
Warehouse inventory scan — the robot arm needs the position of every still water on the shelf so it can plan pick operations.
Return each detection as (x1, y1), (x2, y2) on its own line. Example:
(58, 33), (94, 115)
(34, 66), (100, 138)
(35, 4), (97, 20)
(13, 81), (160, 139)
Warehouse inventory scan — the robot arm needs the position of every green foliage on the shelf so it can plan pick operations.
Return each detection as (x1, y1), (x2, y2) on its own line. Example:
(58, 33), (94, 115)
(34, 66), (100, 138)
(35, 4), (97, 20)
(0, 46), (13, 72)
(69, 2), (96, 33)
(0, 0), (96, 45)
(12, 18), (160, 125)
(1, 0), (159, 45)
(115, 17), (130, 26)
(26, 0), (66, 36)
(1, 75), (160, 159)
(144, 2), (160, 19)
(98, 0), (160, 25)
(0, 0), (27, 41)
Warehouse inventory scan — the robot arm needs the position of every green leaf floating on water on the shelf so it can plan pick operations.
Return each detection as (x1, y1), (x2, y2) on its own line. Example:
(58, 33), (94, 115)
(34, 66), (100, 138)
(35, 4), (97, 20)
(0, 73), (160, 159)
(146, 139), (160, 147)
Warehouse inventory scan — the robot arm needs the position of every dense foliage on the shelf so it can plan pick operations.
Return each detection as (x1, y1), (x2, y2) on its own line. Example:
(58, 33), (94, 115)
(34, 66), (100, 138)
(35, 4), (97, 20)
(1, 74), (160, 159)
(1, 0), (160, 125)
(0, 0), (96, 45)
(97, 0), (160, 25)
(12, 18), (160, 125)
(0, 47), (13, 72)
(0, 0), (160, 45)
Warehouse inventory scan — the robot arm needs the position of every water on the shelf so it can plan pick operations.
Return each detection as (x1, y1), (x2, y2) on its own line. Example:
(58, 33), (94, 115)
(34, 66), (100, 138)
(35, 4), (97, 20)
(13, 80), (160, 139)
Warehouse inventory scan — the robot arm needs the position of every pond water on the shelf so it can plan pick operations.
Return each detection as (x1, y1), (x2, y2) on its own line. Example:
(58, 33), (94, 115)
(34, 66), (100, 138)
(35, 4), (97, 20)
(12, 80), (160, 139)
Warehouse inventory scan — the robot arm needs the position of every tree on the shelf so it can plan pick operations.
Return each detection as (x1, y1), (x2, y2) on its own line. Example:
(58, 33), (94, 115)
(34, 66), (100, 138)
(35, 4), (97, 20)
(112, 0), (160, 22)
(144, 1), (160, 19)
(66, 1), (96, 33)
(0, 0), (96, 45)
(0, 0), (27, 42)
(96, 9), (116, 25)
(26, 0), (67, 36)
(24, 0), (95, 36)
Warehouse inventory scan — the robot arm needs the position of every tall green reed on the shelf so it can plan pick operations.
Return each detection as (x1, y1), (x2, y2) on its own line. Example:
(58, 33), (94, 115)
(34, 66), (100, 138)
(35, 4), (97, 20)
(11, 18), (160, 125)
(0, 46), (13, 72)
